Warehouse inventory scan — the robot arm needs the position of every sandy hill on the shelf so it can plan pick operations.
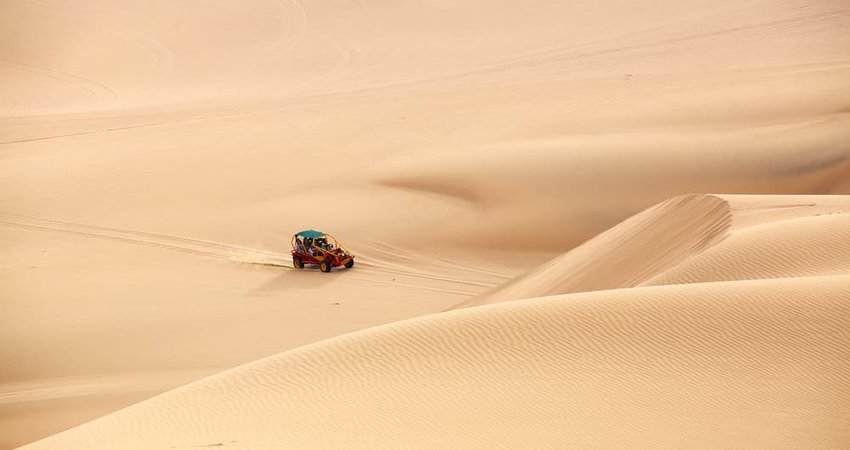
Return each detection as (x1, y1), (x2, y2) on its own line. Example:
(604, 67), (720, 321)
(18, 194), (850, 450)
(2, 0), (849, 448)
(469, 194), (850, 306)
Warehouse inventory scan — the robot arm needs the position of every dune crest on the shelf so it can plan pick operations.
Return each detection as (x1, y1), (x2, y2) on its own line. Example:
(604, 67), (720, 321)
(4, 0), (850, 446)
(461, 194), (731, 307)
(645, 208), (850, 286)
(19, 194), (850, 449)
(471, 194), (850, 305)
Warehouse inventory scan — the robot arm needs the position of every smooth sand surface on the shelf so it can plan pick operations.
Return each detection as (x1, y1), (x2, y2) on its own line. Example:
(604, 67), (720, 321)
(473, 194), (850, 305)
(2, 0), (849, 448)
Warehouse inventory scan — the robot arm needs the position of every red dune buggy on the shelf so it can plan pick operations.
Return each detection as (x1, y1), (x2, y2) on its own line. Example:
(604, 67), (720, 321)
(291, 229), (354, 272)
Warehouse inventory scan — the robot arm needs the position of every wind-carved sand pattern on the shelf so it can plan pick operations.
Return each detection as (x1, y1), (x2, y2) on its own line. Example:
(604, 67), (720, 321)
(19, 276), (850, 450)
(467, 194), (850, 307)
(16, 194), (850, 450)
(3, 0), (850, 448)
(460, 194), (734, 308)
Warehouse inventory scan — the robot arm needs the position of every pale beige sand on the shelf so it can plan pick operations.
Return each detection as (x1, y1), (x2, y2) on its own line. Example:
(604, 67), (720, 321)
(20, 275), (850, 450)
(2, 0), (850, 448)
(472, 194), (850, 305)
(16, 194), (850, 449)
(644, 196), (850, 286)
(1, 219), (517, 448)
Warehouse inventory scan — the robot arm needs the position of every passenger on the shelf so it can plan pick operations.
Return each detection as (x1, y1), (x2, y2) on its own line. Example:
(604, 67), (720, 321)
(295, 237), (305, 252)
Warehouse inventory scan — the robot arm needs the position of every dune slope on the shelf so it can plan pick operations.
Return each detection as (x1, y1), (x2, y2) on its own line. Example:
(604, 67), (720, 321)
(644, 210), (850, 286)
(473, 194), (850, 305)
(463, 194), (731, 306)
(12, 193), (850, 449)
(3, 0), (850, 446)
(21, 275), (850, 450)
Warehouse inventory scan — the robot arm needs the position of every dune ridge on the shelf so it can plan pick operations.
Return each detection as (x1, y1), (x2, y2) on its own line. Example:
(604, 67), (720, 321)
(471, 194), (850, 305)
(19, 193), (850, 450)
(21, 274), (850, 449)
(644, 211), (850, 286)
(4, 0), (850, 446)
(460, 194), (732, 307)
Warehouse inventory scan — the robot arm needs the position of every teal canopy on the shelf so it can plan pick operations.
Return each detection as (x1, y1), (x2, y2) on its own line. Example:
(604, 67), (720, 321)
(295, 229), (325, 238)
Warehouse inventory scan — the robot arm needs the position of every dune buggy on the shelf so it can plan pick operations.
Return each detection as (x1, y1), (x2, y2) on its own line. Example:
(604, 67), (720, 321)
(291, 229), (355, 272)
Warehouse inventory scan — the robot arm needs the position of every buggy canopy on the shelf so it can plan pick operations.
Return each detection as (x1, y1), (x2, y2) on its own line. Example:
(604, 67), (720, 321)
(295, 229), (325, 238)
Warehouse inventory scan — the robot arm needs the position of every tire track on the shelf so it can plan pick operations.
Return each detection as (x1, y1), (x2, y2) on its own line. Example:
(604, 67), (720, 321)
(0, 215), (492, 294)
(271, 0), (309, 58)
(1, 60), (117, 102)
(0, 215), (289, 268)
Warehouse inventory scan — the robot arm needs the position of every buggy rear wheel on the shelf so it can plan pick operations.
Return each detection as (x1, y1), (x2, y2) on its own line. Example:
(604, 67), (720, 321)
(344, 259), (354, 269)
(320, 259), (332, 273)
(293, 255), (304, 269)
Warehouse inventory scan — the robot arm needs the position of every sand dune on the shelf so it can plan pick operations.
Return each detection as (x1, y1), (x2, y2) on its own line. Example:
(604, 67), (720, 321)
(17, 194), (850, 449)
(464, 194), (733, 306)
(644, 200), (850, 286)
(21, 275), (850, 449)
(472, 194), (850, 305)
(3, 0), (850, 447)
(0, 213), (515, 448)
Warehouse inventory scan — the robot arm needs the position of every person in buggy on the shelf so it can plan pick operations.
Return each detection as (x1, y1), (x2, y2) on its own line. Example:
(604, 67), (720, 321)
(295, 237), (307, 253)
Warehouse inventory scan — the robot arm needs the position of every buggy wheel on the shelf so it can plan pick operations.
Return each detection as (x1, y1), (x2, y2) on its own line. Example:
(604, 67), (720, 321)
(320, 259), (332, 273)
(344, 259), (354, 269)
(293, 255), (304, 269)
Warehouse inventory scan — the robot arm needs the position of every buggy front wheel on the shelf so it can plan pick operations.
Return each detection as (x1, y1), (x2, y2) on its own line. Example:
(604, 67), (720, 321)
(320, 259), (332, 273)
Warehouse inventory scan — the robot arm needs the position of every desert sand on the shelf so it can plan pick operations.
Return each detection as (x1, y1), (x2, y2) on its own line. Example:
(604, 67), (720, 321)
(2, 0), (849, 448)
